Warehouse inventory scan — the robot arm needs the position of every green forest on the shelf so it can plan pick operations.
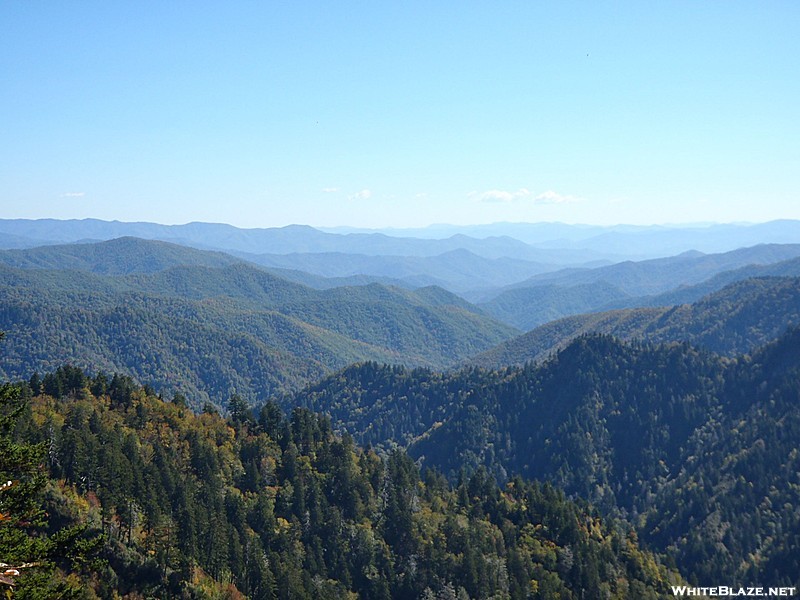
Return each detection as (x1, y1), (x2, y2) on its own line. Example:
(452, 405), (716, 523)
(4, 325), (800, 596)
(473, 275), (800, 368)
(0, 254), (516, 407)
(1, 359), (678, 598)
(289, 328), (800, 587)
(2, 239), (800, 598)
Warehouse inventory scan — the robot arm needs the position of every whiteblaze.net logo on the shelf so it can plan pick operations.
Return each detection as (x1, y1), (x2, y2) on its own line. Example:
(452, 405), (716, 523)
(671, 587), (797, 597)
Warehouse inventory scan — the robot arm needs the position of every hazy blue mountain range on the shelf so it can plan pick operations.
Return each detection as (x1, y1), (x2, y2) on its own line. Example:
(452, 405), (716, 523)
(478, 243), (800, 329)
(527, 219), (800, 256)
(0, 238), (516, 406)
(0, 218), (602, 261)
(499, 243), (800, 295)
(3, 217), (799, 261)
(610, 255), (800, 309)
(324, 219), (800, 256)
(0, 236), (417, 290)
(2, 218), (799, 304)
(238, 248), (558, 293)
(471, 276), (800, 368)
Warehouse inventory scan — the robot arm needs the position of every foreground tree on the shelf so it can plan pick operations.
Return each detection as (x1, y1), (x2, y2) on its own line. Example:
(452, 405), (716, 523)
(0, 333), (101, 598)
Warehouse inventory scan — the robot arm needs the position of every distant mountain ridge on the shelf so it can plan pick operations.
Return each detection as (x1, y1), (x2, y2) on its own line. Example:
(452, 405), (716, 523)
(471, 276), (800, 368)
(0, 236), (242, 274)
(502, 243), (800, 295)
(612, 255), (800, 308)
(0, 218), (577, 260)
(238, 248), (555, 293)
(3, 217), (799, 259)
(0, 238), (516, 407)
(3, 218), (799, 304)
(325, 219), (800, 255)
(478, 243), (800, 329)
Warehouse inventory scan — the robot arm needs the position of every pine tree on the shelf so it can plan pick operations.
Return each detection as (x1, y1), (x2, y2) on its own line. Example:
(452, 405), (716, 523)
(0, 377), (101, 598)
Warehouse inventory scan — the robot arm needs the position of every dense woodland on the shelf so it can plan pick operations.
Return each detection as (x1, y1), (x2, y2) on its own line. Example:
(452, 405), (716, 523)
(472, 276), (800, 367)
(291, 329), (800, 587)
(4, 327), (798, 596)
(1, 364), (678, 598)
(0, 241), (515, 407)
(2, 235), (800, 597)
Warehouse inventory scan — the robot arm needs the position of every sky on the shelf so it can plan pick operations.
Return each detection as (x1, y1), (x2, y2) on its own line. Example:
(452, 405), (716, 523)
(2, 2), (799, 229)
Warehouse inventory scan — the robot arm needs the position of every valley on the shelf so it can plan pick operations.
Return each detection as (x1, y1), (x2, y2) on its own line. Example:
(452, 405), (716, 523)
(2, 218), (799, 597)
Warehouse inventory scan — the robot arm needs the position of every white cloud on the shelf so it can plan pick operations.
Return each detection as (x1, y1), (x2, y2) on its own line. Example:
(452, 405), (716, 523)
(469, 188), (581, 205)
(349, 189), (372, 201)
(471, 188), (531, 203)
(533, 190), (580, 204)
(62, 192), (85, 198)
(321, 187), (339, 193)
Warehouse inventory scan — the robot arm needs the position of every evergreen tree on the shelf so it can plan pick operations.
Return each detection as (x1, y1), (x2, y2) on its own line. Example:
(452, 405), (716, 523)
(0, 375), (101, 598)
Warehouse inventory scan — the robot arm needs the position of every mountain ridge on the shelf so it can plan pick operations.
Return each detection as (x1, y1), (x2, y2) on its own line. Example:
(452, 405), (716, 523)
(0, 242), (517, 406)
(478, 243), (800, 328)
(287, 328), (800, 585)
(471, 275), (800, 368)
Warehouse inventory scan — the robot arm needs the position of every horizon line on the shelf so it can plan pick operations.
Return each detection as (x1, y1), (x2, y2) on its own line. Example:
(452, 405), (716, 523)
(2, 216), (795, 232)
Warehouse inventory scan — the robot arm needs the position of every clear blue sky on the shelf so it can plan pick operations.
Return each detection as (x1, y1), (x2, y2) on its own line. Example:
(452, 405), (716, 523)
(2, 2), (798, 228)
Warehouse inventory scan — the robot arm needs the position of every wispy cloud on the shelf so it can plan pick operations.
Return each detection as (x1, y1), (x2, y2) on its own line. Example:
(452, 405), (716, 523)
(62, 192), (86, 198)
(533, 190), (579, 204)
(470, 188), (531, 203)
(321, 187), (339, 193)
(470, 188), (581, 205)
(349, 189), (372, 201)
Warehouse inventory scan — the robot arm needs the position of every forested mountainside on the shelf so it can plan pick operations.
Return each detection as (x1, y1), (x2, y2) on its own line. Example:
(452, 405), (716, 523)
(0, 247), (515, 408)
(3, 232), (799, 594)
(1, 369), (678, 599)
(472, 276), (800, 368)
(0, 236), (413, 290)
(0, 237), (483, 318)
(290, 329), (800, 586)
(615, 255), (800, 310)
(507, 244), (800, 296)
(478, 244), (800, 329)
(474, 282), (630, 330)
(0, 237), (557, 294)
(0, 237), (243, 274)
